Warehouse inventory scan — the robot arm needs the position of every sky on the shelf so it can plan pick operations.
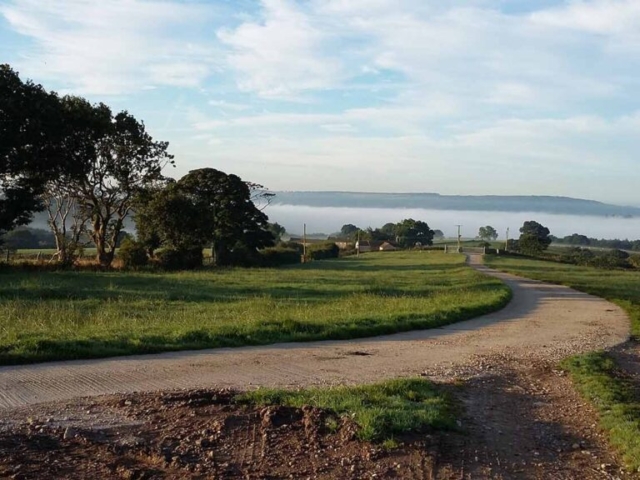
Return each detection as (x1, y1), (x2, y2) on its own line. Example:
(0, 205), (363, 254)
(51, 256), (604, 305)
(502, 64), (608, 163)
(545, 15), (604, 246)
(1, 0), (639, 206)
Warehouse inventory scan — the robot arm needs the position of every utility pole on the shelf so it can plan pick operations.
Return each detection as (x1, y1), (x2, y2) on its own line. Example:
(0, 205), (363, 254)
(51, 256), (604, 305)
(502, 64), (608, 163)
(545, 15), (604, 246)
(455, 225), (462, 253)
(505, 227), (510, 252)
(303, 223), (307, 262)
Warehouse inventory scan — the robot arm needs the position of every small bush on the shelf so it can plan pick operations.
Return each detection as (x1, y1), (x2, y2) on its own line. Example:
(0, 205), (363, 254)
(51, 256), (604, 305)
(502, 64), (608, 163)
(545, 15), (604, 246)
(118, 238), (148, 268)
(279, 241), (304, 254)
(157, 247), (203, 270)
(307, 242), (340, 260)
(560, 246), (595, 265)
(259, 247), (300, 267)
(629, 255), (640, 270)
(589, 249), (630, 269)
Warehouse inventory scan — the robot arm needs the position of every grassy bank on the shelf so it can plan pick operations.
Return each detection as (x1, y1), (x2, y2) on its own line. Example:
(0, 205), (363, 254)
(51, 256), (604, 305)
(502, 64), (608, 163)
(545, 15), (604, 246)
(484, 255), (640, 471)
(0, 252), (510, 365)
(484, 255), (640, 338)
(240, 378), (456, 443)
(561, 353), (640, 471)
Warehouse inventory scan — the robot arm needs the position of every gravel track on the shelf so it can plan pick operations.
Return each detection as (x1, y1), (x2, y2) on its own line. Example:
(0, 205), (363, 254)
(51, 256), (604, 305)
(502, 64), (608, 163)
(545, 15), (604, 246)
(0, 256), (630, 410)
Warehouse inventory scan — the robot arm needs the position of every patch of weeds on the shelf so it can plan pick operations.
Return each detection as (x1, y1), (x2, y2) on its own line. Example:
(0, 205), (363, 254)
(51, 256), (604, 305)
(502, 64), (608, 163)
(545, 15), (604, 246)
(382, 438), (399, 450)
(324, 416), (340, 433)
(239, 378), (457, 442)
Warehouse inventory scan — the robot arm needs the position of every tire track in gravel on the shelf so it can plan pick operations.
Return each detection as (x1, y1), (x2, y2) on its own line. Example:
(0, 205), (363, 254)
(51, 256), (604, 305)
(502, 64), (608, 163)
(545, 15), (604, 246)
(0, 256), (630, 410)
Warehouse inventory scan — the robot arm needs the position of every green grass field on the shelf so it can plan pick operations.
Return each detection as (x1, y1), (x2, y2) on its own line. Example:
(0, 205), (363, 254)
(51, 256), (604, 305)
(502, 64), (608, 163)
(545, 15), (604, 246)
(484, 255), (640, 470)
(0, 252), (510, 365)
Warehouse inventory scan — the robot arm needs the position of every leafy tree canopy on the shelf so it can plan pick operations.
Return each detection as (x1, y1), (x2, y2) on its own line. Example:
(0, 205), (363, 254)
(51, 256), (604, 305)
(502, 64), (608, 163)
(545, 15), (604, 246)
(0, 65), (70, 236)
(394, 218), (434, 248)
(478, 225), (498, 241)
(135, 168), (275, 267)
(518, 220), (551, 255)
(340, 224), (359, 237)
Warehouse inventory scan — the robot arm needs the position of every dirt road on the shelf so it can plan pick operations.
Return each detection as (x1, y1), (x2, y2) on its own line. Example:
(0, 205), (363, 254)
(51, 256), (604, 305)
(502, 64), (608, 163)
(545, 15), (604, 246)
(0, 256), (629, 410)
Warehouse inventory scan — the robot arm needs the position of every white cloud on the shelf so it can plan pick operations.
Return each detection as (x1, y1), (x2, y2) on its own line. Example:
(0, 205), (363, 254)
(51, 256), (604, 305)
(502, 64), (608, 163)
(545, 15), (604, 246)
(208, 100), (250, 111)
(320, 123), (356, 133)
(530, 0), (640, 36)
(0, 0), (217, 94)
(217, 0), (343, 98)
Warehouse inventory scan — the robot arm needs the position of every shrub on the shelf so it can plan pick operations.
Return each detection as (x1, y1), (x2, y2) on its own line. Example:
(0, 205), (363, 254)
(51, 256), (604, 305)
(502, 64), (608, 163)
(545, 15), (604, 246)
(157, 247), (203, 270)
(279, 241), (304, 254)
(223, 245), (262, 267)
(506, 239), (520, 252)
(307, 242), (340, 260)
(118, 238), (148, 268)
(259, 247), (301, 267)
(589, 249), (630, 269)
(629, 255), (640, 270)
(560, 247), (595, 266)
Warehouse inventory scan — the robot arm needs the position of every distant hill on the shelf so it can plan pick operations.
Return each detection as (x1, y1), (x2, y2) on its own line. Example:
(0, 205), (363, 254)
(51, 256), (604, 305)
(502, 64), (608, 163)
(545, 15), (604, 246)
(272, 192), (640, 218)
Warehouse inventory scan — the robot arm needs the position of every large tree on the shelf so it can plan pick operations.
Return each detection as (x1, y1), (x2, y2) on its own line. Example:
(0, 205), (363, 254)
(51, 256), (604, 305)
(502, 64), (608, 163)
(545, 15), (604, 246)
(42, 97), (113, 264)
(340, 224), (359, 238)
(134, 182), (205, 254)
(268, 222), (286, 242)
(394, 219), (434, 248)
(66, 108), (174, 267)
(0, 65), (68, 237)
(518, 221), (551, 255)
(177, 168), (274, 265)
(478, 225), (498, 242)
(136, 168), (275, 266)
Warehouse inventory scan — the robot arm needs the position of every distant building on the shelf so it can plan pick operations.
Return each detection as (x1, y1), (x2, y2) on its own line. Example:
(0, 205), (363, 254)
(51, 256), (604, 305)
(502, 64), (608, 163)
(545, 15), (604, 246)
(355, 240), (372, 252)
(379, 242), (399, 251)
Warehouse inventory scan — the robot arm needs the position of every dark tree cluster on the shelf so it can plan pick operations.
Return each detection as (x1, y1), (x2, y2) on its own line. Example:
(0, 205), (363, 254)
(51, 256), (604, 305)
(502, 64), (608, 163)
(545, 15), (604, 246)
(1, 65), (276, 269)
(0, 227), (56, 250)
(551, 234), (640, 251)
(334, 219), (435, 248)
(478, 225), (498, 242)
(133, 168), (276, 268)
(559, 247), (637, 270)
(518, 221), (552, 256)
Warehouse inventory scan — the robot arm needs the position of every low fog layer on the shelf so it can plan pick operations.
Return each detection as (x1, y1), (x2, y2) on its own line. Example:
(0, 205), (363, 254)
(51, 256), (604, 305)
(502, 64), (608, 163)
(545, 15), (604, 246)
(269, 205), (640, 240)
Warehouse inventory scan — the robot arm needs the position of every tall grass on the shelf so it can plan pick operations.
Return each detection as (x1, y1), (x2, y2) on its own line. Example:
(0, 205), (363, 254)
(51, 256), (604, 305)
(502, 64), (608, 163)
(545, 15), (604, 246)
(0, 252), (510, 364)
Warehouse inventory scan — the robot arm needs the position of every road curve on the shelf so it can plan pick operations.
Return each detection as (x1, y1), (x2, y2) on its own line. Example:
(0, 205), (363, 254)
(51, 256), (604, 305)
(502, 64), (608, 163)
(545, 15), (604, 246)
(0, 256), (630, 409)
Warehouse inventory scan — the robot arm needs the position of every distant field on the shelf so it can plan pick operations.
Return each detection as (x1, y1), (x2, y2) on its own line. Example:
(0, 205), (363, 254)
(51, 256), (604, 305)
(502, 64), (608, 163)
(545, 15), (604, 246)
(0, 252), (510, 365)
(484, 255), (639, 338)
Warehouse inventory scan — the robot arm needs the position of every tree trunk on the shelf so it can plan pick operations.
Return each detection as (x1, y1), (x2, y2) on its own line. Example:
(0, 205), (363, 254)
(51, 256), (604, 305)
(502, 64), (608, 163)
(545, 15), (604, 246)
(93, 220), (113, 268)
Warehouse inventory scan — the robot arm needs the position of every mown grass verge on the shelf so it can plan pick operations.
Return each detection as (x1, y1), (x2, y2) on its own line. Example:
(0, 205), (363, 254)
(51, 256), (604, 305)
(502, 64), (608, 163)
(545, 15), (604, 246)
(0, 252), (511, 365)
(561, 352), (640, 471)
(239, 378), (457, 443)
(484, 255), (640, 471)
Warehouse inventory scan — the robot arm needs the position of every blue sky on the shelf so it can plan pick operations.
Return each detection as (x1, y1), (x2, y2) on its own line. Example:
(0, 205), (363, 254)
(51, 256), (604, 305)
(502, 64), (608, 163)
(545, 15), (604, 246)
(1, 0), (639, 205)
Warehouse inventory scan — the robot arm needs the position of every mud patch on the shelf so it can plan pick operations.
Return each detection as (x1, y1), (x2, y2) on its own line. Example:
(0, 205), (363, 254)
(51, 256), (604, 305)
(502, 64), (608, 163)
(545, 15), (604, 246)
(0, 389), (442, 479)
